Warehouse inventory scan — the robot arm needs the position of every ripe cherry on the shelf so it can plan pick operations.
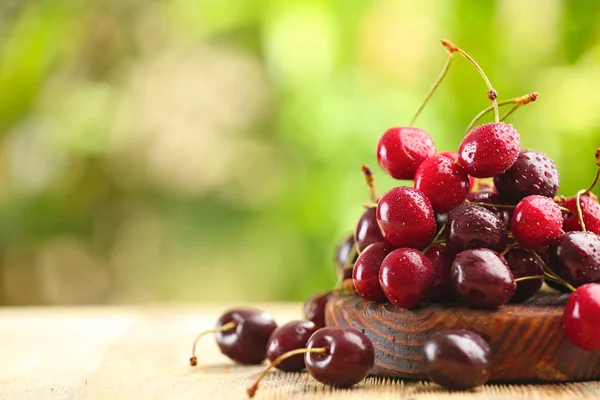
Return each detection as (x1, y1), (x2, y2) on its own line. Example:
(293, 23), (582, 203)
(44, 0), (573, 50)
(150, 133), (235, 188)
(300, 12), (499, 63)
(494, 150), (559, 202)
(562, 194), (600, 235)
(335, 234), (357, 279)
(376, 186), (436, 249)
(467, 189), (512, 228)
(303, 292), (332, 328)
(563, 283), (600, 350)
(247, 328), (374, 397)
(189, 308), (277, 366)
(414, 154), (471, 213)
(511, 195), (564, 249)
(376, 127), (436, 180)
(422, 329), (492, 390)
(458, 122), (520, 178)
(445, 203), (507, 252)
(355, 207), (385, 253)
(504, 247), (544, 302)
(547, 231), (600, 288)
(353, 242), (395, 302)
(424, 244), (456, 302)
(266, 320), (319, 372)
(451, 248), (515, 308)
(379, 248), (435, 308)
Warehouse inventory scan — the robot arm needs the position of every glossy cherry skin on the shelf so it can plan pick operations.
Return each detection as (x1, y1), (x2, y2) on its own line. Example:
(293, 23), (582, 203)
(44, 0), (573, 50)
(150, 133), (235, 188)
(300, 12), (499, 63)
(414, 154), (471, 213)
(266, 320), (319, 372)
(353, 242), (395, 302)
(547, 231), (600, 287)
(494, 150), (559, 202)
(511, 195), (564, 249)
(504, 247), (544, 302)
(424, 244), (456, 302)
(379, 248), (435, 308)
(376, 186), (436, 249)
(305, 328), (375, 388)
(451, 249), (515, 308)
(303, 292), (332, 328)
(458, 122), (520, 178)
(335, 234), (357, 277)
(422, 329), (492, 390)
(445, 203), (507, 253)
(563, 283), (600, 350)
(377, 127), (436, 180)
(215, 309), (278, 365)
(354, 207), (385, 253)
(562, 194), (600, 235)
(467, 189), (512, 228)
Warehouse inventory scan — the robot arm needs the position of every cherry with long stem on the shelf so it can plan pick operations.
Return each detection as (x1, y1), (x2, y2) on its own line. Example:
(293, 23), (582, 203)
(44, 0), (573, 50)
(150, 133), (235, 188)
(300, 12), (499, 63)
(573, 148), (600, 231)
(465, 92), (539, 133)
(189, 322), (236, 366)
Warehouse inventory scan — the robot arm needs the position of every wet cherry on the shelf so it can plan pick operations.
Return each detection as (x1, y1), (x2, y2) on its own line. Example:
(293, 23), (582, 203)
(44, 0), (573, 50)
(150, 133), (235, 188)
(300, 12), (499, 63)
(353, 242), (395, 302)
(303, 292), (332, 328)
(511, 195), (564, 249)
(355, 207), (385, 253)
(377, 127), (436, 180)
(424, 244), (456, 302)
(266, 320), (319, 372)
(562, 194), (600, 235)
(563, 283), (600, 350)
(547, 231), (600, 288)
(504, 247), (544, 302)
(467, 189), (512, 228)
(445, 203), (507, 252)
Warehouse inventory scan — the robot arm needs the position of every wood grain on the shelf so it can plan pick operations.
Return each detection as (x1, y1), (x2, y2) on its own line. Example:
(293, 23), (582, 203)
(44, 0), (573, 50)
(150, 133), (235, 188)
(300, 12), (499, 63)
(325, 293), (600, 382)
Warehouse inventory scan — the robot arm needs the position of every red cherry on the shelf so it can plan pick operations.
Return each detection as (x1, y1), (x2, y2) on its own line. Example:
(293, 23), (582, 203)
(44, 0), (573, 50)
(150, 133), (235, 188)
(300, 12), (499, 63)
(354, 207), (385, 253)
(562, 194), (600, 235)
(563, 283), (600, 350)
(352, 242), (395, 302)
(377, 127), (436, 180)
(379, 248), (435, 309)
(458, 122), (520, 178)
(511, 195), (564, 249)
(414, 155), (471, 213)
(376, 186), (436, 249)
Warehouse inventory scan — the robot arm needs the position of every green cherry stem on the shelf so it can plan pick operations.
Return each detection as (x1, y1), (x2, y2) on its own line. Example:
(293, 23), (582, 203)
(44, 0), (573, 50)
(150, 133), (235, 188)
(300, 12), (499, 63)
(423, 225), (445, 253)
(410, 51), (454, 126)
(529, 250), (575, 292)
(576, 190), (587, 232)
(465, 92), (539, 133)
(441, 39), (499, 123)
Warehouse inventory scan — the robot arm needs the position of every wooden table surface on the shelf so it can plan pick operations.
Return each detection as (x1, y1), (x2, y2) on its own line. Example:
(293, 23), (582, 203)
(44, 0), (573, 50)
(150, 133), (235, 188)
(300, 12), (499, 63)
(1, 304), (599, 400)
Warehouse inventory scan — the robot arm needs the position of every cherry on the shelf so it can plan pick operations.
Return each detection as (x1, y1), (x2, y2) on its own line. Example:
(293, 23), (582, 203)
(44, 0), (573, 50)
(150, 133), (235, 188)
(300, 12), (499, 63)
(504, 247), (544, 302)
(303, 292), (332, 328)
(451, 248), (515, 308)
(379, 248), (435, 308)
(414, 154), (471, 213)
(547, 231), (600, 288)
(563, 283), (600, 350)
(422, 329), (492, 390)
(376, 127), (436, 180)
(467, 189), (512, 228)
(266, 320), (319, 372)
(494, 150), (559, 202)
(353, 242), (395, 302)
(562, 194), (600, 235)
(458, 122), (520, 178)
(511, 195), (564, 249)
(439, 151), (476, 188)
(376, 186), (436, 249)
(189, 308), (277, 366)
(445, 203), (507, 252)
(424, 244), (456, 302)
(335, 234), (357, 279)
(247, 328), (374, 397)
(355, 207), (385, 253)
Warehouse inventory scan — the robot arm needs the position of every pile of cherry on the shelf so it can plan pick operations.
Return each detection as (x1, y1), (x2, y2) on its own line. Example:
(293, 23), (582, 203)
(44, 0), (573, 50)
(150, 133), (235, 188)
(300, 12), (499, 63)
(188, 40), (600, 396)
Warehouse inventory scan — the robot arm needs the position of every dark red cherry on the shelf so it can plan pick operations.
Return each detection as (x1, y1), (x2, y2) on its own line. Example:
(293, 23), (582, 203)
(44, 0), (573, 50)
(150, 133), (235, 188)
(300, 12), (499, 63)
(467, 189), (513, 228)
(414, 154), (471, 213)
(353, 242), (394, 302)
(335, 234), (357, 276)
(379, 248), (435, 308)
(424, 244), (456, 302)
(445, 203), (507, 252)
(512, 195), (564, 249)
(422, 329), (492, 389)
(377, 127), (436, 180)
(190, 308), (277, 366)
(547, 231), (600, 288)
(458, 122), (520, 178)
(266, 320), (319, 372)
(376, 186), (436, 249)
(303, 292), (332, 328)
(562, 194), (600, 235)
(494, 150), (559, 202)
(451, 248), (515, 308)
(504, 247), (544, 302)
(563, 283), (600, 350)
(354, 207), (385, 253)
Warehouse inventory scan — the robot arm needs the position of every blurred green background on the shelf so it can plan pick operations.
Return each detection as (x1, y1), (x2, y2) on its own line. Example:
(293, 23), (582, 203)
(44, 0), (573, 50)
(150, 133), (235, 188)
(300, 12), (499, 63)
(0, 0), (599, 305)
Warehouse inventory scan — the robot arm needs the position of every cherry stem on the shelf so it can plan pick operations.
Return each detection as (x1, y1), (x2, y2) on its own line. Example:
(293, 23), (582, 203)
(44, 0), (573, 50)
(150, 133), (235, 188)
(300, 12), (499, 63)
(361, 165), (379, 203)
(514, 275), (545, 283)
(583, 149), (600, 194)
(441, 39), (499, 123)
(423, 225), (445, 253)
(529, 250), (575, 292)
(189, 321), (237, 366)
(500, 243), (515, 256)
(575, 190), (587, 232)
(465, 92), (539, 133)
(247, 347), (327, 398)
(409, 52), (454, 126)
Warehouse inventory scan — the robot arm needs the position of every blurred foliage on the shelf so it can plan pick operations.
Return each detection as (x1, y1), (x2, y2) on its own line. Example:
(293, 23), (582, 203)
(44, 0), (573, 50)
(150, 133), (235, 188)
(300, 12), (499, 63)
(0, 0), (599, 304)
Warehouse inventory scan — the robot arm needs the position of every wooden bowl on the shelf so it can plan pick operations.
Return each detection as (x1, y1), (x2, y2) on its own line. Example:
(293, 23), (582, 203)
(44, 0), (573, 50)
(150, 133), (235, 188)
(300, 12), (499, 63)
(325, 293), (600, 382)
